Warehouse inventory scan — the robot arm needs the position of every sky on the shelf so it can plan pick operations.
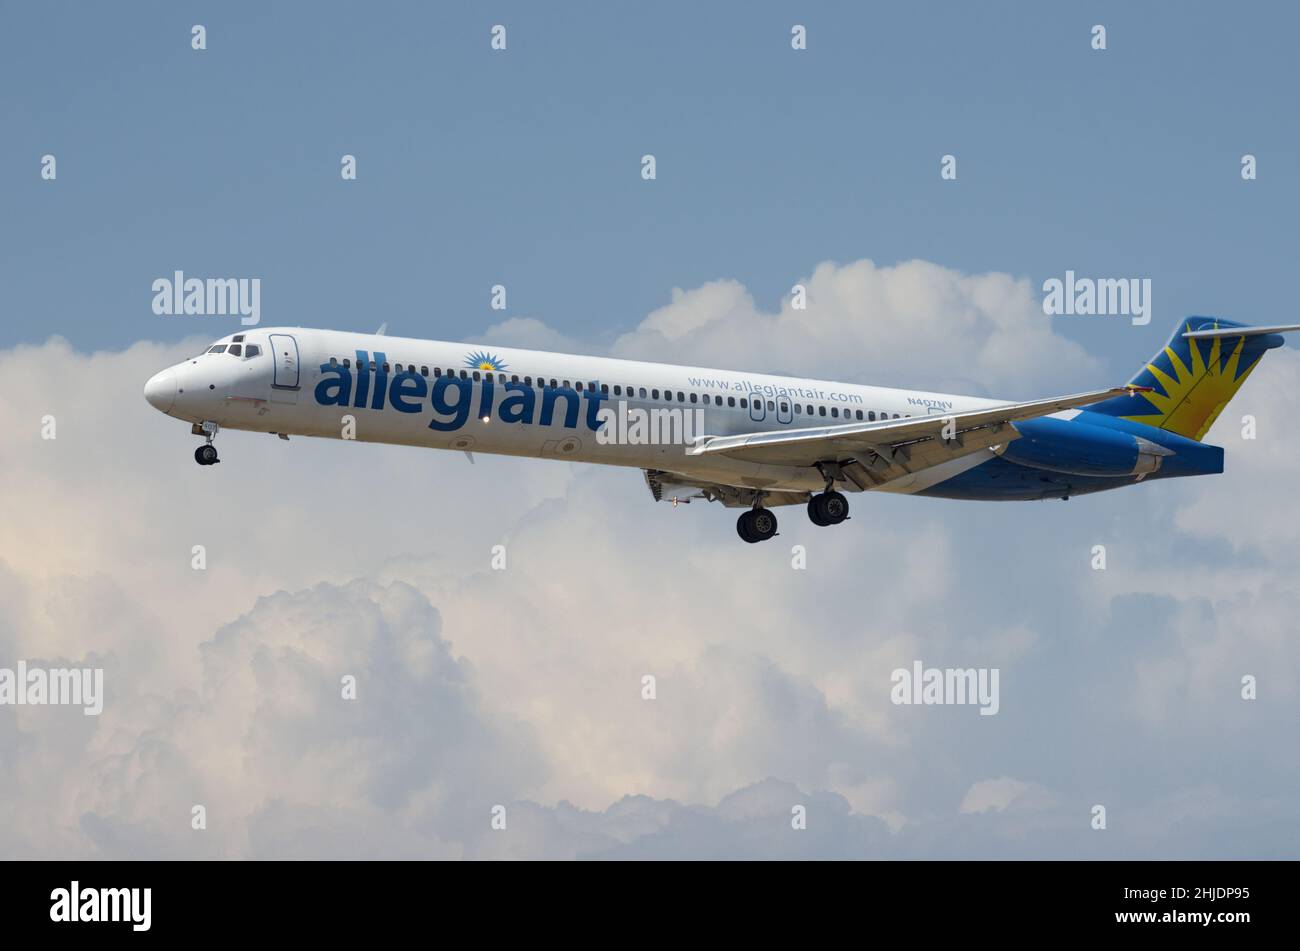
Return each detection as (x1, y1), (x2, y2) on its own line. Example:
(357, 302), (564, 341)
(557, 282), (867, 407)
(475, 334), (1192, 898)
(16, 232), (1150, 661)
(1, 2), (1298, 858)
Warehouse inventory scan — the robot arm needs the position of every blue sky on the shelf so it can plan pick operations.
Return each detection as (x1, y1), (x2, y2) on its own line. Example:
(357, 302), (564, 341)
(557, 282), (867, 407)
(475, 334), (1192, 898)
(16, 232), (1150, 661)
(4, 1), (1298, 379)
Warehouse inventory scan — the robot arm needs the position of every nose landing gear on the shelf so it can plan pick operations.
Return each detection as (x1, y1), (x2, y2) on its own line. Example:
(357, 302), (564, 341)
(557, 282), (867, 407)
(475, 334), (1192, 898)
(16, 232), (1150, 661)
(193, 421), (221, 466)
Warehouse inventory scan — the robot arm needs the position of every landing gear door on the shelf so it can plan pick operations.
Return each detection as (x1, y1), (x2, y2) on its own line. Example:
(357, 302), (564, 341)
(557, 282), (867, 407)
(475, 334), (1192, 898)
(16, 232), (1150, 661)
(269, 334), (300, 390)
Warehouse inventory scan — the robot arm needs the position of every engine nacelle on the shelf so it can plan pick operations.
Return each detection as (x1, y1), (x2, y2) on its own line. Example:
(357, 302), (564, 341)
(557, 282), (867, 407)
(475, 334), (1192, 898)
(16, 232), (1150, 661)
(995, 417), (1172, 477)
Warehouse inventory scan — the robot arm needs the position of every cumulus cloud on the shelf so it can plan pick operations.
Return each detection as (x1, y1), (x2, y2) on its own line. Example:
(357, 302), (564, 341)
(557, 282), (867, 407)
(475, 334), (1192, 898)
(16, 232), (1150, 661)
(959, 777), (1057, 815)
(478, 316), (584, 355)
(1, 260), (1298, 858)
(602, 259), (1104, 396)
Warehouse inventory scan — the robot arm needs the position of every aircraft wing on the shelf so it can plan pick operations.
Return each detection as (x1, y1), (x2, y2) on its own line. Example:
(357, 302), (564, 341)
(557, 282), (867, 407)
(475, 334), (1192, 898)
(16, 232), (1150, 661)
(685, 385), (1148, 490)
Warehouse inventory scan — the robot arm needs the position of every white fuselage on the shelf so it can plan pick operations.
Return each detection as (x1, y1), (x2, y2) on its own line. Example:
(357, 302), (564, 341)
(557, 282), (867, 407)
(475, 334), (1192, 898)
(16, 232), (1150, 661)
(144, 327), (1005, 495)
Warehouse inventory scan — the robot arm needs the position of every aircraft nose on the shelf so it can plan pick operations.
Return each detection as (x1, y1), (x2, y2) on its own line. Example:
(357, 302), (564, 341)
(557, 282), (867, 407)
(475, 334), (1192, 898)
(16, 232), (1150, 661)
(144, 369), (176, 413)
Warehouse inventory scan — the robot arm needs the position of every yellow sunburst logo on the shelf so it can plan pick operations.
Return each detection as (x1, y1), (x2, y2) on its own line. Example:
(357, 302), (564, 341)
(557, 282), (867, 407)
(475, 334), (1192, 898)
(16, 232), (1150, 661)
(464, 350), (508, 372)
(1122, 322), (1261, 440)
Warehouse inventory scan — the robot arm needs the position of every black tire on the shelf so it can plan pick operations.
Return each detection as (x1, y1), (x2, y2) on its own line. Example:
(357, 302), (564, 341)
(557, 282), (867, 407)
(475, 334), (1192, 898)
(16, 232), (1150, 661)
(736, 511), (757, 543)
(807, 498), (829, 526)
(196, 444), (218, 466)
(749, 508), (777, 541)
(820, 491), (849, 524)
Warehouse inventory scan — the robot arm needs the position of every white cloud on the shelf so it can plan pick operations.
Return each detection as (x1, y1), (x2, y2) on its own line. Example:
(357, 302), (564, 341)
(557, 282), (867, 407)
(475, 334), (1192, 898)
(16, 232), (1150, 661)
(478, 317), (584, 355)
(959, 777), (1056, 814)
(602, 259), (1103, 396)
(2, 260), (1298, 857)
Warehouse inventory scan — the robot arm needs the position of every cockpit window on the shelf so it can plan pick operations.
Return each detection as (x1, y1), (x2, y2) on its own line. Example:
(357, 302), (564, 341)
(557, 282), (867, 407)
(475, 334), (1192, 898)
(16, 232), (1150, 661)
(245, 344), (261, 358)
(228, 344), (242, 356)
(209, 345), (227, 353)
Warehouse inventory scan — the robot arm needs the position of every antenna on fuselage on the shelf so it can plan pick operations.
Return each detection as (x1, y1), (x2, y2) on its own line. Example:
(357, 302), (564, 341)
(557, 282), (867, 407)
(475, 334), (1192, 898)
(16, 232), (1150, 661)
(375, 322), (388, 335)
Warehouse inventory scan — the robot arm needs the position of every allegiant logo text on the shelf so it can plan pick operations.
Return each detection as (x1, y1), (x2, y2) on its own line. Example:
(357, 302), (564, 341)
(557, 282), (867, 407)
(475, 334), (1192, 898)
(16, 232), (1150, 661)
(314, 351), (607, 433)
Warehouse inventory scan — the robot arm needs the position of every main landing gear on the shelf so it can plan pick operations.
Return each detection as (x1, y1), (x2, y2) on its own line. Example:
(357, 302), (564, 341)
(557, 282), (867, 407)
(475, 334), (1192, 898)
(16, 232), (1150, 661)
(736, 507), (778, 544)
(807, 490), (849, 527)
(194, 421), (220, 466)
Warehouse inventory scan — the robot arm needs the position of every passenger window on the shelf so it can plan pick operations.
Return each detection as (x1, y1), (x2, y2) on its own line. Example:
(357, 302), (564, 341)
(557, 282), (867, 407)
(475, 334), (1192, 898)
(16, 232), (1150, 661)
(727, 397), (735, 407)
(818, 406), (826, 416)
(652, 389), (660, 399)
(690, 393), (698, 403)
(740, 398), (748, 409)
(421, 366), (429, 377)
(343, 358), (351, 369)
(329, 357), (338, 367)
(767, 400), (775, 411)
(369, 361), (377, 370)
(613, 385), (622, 396)
(714, 396), (722, 406)
(868, 411), (875, 421)
(601, 384), (609, 395)
(780, 402), (788, 413)
(794, 405), (802, 414)
(382, 363), (390, 373)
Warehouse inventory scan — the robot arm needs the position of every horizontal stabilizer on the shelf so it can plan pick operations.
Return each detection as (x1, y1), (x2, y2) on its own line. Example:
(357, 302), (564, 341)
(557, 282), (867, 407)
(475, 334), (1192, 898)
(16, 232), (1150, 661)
(1185, 324), (1300, 340)
(1182, 323), (1300, 339)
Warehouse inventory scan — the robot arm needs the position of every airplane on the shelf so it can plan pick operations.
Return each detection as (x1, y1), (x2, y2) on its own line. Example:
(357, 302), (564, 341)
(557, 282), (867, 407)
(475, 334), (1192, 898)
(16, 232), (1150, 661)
(143, 317), (1300, 542)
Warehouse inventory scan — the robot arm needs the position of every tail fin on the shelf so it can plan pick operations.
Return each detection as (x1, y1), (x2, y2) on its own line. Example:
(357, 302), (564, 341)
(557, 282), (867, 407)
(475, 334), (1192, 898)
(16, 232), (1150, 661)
(1088, 317), (1296, 441)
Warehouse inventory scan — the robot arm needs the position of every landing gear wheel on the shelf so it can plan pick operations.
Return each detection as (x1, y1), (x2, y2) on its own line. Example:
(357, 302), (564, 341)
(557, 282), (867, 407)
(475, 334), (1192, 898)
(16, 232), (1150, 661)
(195, 444), (219, 466)
(809, 490), (849, 526)
(737, 508), (778, 543)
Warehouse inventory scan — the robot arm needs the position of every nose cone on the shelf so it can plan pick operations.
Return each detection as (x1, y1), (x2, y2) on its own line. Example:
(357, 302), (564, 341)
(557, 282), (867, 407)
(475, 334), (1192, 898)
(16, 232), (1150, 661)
(144, 369), (176, 414)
